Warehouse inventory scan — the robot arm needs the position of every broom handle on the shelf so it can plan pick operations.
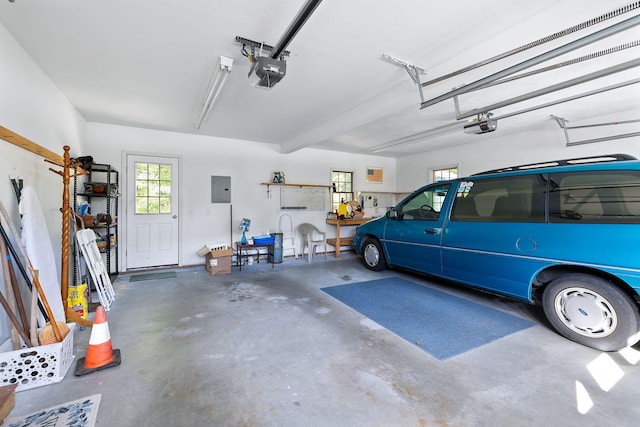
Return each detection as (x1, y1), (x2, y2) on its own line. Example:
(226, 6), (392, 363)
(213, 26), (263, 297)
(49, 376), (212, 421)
(30, 278), (38, 345)
(25, 256), (63, 341)
(0, 236), (22, 348)
(0, 287), (32, 346)
(7, 253), (30, 341)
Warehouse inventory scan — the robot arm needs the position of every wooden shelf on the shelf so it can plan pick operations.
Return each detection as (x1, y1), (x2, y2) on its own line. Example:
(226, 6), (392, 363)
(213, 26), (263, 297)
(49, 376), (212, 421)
(325, 217), (372, 258)
(327, 237), (353, 247)
(357, 190), (412, 194)
(326, 218), (371, 226)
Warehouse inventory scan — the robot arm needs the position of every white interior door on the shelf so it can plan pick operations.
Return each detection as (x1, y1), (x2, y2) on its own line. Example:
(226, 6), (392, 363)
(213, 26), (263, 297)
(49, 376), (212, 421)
(126, 154), (179, 269)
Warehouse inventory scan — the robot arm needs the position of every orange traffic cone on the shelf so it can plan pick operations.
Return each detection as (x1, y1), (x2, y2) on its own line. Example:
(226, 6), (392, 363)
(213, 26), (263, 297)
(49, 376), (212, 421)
(75, 305), (121, 376)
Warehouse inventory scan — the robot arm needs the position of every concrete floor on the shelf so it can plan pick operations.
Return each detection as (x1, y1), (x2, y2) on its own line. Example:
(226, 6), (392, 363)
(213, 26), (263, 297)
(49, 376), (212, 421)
(8, 252), (640, 426)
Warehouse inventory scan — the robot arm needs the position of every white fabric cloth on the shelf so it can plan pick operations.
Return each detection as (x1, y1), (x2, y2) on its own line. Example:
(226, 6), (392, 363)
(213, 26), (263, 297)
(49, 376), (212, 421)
(19, 186), (64, 326)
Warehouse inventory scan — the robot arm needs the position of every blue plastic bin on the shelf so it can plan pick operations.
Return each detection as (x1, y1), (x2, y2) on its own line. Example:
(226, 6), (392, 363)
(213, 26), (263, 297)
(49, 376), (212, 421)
(252, 235), (275, 245)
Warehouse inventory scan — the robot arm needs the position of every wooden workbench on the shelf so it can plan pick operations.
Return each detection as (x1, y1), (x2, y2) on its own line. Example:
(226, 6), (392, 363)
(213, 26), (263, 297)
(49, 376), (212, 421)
(325, 217), (371, 258)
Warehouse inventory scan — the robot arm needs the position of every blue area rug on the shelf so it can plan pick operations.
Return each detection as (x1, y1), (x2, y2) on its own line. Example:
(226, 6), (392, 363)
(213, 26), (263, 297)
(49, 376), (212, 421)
(321, 277), (536, 360)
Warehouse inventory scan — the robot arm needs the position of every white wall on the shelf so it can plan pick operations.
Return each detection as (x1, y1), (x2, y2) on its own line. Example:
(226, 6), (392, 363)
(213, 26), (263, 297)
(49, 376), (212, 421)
(0, 23), (87, 344)
(87, 123), (397, 268)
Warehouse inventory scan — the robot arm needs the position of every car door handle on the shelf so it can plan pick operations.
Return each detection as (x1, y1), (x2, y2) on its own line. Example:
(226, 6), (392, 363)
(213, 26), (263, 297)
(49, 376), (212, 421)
(424, 228), (441, 235)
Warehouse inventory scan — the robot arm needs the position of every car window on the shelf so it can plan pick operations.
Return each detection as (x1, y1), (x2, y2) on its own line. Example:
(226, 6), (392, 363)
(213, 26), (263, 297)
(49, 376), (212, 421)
(549, 170), (640, 223)
(397, 184), (450, 220)
(451, 175), (545, 222)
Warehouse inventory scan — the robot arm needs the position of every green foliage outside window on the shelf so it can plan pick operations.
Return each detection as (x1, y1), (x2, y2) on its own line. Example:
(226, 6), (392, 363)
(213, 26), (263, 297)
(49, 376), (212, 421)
(135, 163), (172, 214)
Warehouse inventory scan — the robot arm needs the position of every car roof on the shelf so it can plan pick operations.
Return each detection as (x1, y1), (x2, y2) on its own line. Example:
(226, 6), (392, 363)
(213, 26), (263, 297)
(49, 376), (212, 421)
(407, 154), (640, 197)
(471, 153), (636, 175)
(468, 153), (639, 179)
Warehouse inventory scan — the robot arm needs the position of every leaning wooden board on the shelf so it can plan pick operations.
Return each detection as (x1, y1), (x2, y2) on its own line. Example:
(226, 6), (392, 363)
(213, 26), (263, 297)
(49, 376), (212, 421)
(0, 384), (17, 423)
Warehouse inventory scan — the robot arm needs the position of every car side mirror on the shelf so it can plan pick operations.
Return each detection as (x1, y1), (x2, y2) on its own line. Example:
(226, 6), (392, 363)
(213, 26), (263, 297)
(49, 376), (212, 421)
(387, 209), (398, 220)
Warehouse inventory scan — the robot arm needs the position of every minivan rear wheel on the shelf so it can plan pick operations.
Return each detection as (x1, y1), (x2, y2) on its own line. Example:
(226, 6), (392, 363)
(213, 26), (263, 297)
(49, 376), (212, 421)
(542, 273), (640, 351)
(362, 238), (386, 271)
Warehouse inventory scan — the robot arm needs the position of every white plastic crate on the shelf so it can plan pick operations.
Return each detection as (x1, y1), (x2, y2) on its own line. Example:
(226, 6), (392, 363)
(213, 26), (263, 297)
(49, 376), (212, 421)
(0, 323), (75, 392)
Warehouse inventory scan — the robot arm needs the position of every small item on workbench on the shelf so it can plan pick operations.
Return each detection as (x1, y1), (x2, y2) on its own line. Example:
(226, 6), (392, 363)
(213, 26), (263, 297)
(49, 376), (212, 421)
(337, 198), (348, 219)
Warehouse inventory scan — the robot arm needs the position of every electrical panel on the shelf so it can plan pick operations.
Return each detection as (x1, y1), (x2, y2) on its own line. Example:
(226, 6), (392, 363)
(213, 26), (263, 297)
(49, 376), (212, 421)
(211, 176), (231, 203)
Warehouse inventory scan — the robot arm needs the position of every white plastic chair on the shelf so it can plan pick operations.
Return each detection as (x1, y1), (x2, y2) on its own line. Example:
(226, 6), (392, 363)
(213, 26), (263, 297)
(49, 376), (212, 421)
(297, 223), (327, 262)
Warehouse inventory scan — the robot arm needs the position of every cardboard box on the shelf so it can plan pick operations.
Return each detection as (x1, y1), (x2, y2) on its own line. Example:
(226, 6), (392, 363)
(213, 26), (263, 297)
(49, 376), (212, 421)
(208, 247), (232, 257)
(205, 248), (232, 275)
(197, 243), (231, 257)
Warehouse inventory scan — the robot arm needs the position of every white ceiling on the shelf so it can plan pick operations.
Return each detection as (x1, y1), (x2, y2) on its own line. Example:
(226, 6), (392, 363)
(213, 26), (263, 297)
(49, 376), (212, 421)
(1, 0), (639, 158)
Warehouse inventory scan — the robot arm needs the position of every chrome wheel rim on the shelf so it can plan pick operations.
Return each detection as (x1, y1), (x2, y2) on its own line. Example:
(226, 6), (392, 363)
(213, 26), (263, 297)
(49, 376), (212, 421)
(554, 287), (617, 338)
(363, 243), (380, 268)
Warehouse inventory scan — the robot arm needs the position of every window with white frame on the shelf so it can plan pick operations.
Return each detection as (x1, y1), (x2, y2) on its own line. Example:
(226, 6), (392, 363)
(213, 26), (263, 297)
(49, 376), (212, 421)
(431, 166), (458, 211)
(331, 170), (353, 212)
(433, 167), (458, 183)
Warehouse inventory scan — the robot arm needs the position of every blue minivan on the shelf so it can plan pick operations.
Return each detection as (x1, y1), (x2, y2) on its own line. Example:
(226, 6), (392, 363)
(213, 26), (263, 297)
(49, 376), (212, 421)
(353, 154), (640, 351)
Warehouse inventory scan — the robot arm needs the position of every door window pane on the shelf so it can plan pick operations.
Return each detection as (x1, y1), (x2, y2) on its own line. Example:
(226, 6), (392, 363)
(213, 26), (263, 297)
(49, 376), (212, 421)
(135, 162), (172, 214)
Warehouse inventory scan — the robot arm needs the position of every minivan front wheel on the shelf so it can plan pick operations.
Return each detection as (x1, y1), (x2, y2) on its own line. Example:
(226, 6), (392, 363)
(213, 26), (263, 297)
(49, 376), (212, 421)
(542, 274), (640, 351)
(362, 238), (386, 271)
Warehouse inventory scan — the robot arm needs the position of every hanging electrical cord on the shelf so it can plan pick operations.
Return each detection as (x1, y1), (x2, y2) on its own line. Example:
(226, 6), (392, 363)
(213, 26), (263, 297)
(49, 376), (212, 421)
(240, 43), (256, 66)
(421, 1), (640, 87)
